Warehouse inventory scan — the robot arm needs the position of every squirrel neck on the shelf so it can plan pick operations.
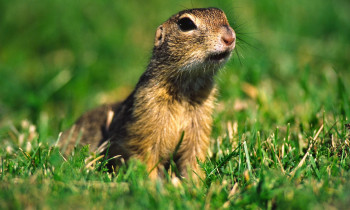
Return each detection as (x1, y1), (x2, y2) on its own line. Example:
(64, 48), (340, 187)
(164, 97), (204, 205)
(135, 57), (217, 105)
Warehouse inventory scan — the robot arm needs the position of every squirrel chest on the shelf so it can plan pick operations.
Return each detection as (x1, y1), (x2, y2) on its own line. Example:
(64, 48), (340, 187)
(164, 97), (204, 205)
(124, 83), (216, 161)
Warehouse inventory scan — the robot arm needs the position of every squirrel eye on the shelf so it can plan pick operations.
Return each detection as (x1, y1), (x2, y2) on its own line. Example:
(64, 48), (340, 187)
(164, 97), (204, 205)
(177, 17), (197, 31)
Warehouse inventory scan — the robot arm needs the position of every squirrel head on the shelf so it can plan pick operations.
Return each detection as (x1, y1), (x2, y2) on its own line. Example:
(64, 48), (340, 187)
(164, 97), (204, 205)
(152, 8), (236, 75)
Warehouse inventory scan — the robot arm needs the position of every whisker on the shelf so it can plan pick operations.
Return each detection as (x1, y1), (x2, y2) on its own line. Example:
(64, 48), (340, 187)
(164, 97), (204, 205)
(234, 48), (243, 66)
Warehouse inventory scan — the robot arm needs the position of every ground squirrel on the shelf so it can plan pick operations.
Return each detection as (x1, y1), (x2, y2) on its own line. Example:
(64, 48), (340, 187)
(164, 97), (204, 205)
(60, 8), (236, 180)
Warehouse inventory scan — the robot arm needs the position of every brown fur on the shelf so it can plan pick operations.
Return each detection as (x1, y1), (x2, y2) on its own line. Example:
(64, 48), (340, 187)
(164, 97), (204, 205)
(59, 8), (236, 180)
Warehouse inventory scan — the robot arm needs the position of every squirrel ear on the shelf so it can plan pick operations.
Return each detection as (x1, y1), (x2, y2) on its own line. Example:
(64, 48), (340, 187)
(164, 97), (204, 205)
(154, 25), (164, 47)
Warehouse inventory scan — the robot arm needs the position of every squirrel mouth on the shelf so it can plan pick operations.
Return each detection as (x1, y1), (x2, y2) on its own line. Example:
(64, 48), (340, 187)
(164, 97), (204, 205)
(206, 50), (231, 62)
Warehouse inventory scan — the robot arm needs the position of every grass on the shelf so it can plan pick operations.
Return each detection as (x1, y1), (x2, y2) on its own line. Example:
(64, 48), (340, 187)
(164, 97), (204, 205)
(1, 0), (350, 209)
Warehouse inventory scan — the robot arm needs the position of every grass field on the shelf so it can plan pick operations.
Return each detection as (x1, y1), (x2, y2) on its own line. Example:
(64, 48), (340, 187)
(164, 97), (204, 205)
(1, 0), (350, 209)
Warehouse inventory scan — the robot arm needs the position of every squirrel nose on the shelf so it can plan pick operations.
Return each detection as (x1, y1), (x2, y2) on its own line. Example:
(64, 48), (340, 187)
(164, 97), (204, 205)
(221, 27), (236, 47)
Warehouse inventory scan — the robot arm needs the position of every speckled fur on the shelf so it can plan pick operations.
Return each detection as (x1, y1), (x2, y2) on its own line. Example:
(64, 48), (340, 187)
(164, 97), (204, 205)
(60, 8), (235, 180)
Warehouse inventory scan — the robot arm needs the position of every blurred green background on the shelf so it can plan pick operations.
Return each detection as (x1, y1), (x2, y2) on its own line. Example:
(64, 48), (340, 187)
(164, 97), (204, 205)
(0, 0), (349, 140)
